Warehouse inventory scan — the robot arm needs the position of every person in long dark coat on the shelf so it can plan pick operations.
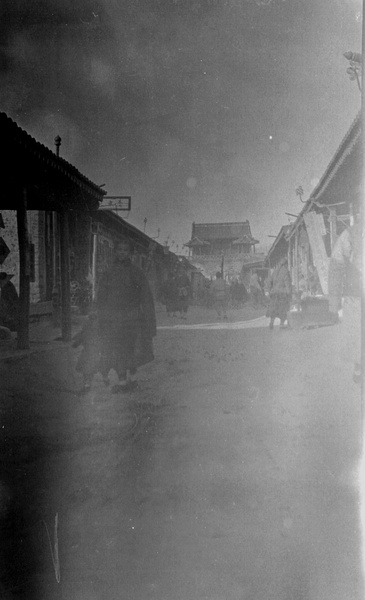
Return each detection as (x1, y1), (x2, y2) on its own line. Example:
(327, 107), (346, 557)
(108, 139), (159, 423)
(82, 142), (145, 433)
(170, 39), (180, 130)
(0, 272), (19, 332)
(96, 240), (156, 393)
(266, 257), (292, 329)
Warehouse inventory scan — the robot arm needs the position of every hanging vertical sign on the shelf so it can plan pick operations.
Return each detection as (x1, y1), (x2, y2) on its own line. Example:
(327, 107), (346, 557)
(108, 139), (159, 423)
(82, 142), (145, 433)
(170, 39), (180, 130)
(303, 212), (329, 294)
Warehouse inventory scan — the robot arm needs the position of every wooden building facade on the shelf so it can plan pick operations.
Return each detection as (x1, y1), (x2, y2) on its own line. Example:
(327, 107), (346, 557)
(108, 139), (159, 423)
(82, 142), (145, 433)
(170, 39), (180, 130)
(185, 221), (258, 257)
(184, 221), (260, 281)
(286, 113), (362, 295)
(0, 113), (189, 348)
(1, 112), (105, 348)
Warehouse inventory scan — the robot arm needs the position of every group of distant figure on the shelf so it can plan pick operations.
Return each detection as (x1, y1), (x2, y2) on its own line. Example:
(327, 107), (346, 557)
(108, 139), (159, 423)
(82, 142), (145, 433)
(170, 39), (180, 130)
(159, 269), (268, 321)
(159, 267), (192, 319)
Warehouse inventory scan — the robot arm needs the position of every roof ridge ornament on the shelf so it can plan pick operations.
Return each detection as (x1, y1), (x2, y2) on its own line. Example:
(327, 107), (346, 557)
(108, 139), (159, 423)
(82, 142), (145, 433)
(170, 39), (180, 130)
(54, 135), (61, 157)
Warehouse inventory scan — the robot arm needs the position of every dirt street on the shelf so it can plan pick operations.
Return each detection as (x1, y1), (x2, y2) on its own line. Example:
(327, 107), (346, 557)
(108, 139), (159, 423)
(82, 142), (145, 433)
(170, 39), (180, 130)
(0, 306), (362, 599)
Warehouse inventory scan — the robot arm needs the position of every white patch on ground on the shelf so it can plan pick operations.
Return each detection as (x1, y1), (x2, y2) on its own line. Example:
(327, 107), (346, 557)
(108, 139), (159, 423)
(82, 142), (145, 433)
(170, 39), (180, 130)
(158, 316), (267, 331)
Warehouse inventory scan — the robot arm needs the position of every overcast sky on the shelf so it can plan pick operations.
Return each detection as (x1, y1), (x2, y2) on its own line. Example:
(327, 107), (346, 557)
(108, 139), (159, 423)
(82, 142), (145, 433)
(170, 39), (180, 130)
(1, 0), (362, 252)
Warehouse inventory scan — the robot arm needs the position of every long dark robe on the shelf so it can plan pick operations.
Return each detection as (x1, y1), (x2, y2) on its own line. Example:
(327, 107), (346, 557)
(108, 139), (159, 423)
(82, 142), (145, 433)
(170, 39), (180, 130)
(96, 258), (156, 376)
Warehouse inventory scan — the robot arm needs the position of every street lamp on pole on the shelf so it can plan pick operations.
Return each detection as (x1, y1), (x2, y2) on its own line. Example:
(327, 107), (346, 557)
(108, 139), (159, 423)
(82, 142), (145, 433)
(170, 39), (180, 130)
(295, 186), (305, 203)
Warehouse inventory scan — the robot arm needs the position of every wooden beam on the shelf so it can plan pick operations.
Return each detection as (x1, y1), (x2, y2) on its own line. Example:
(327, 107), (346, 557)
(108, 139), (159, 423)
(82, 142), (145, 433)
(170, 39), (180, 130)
(16, 188), (30, 349)
(59, 209), (71, 341)
(51, 211), (61, 326)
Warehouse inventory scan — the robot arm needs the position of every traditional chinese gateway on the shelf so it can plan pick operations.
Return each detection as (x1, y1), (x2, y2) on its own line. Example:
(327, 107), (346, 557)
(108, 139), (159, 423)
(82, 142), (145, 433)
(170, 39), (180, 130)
(184, 221), (262, 281)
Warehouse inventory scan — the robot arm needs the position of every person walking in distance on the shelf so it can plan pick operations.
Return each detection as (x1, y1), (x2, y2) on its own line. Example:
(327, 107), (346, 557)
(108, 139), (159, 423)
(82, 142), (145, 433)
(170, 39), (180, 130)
(175, 266), (191, 319)
(211, 271), (228, 319)
(160, 271), (179, 317)
(266, 257), (292, 329)
(96, 240), (156, 393)
(249, 270), (264, 308)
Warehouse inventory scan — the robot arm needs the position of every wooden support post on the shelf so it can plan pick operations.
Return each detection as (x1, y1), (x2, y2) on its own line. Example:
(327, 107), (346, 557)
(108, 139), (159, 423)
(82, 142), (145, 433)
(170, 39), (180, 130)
(91, 228), (98, 303)
(294, 231), (299, 291)
(51, 211), (61, 326)
(16, 188), (30, 350)
(288, 237), (292, 278)
(59, 209), (71, 341)
(329, 210), (337, 251)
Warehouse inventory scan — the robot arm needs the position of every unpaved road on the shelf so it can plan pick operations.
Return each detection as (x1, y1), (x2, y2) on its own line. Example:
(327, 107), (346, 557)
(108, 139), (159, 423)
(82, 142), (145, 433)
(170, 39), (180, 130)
(0, 315), (362, 599)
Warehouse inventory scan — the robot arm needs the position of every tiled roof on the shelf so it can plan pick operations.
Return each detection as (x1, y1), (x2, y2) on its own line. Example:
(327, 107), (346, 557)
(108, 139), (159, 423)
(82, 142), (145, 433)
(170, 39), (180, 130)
(192, 221), (253, 241)
(266, 225), (290, 259)
(184, 236), (211, 247)
(96, 209), (175, 255)
(232, 235), (259, 245)
(311, 112), (361, 202)
(1, 112), (106, 200)
(286, 112), (361, 239)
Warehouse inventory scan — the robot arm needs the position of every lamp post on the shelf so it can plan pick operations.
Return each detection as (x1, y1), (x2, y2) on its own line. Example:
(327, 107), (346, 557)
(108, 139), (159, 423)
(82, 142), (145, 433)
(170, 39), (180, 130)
(295, 186), (305, 203)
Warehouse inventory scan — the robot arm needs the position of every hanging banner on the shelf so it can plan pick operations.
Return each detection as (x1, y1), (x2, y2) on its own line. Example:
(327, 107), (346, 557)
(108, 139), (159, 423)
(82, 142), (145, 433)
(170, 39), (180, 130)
(303, 212), (329, 294)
